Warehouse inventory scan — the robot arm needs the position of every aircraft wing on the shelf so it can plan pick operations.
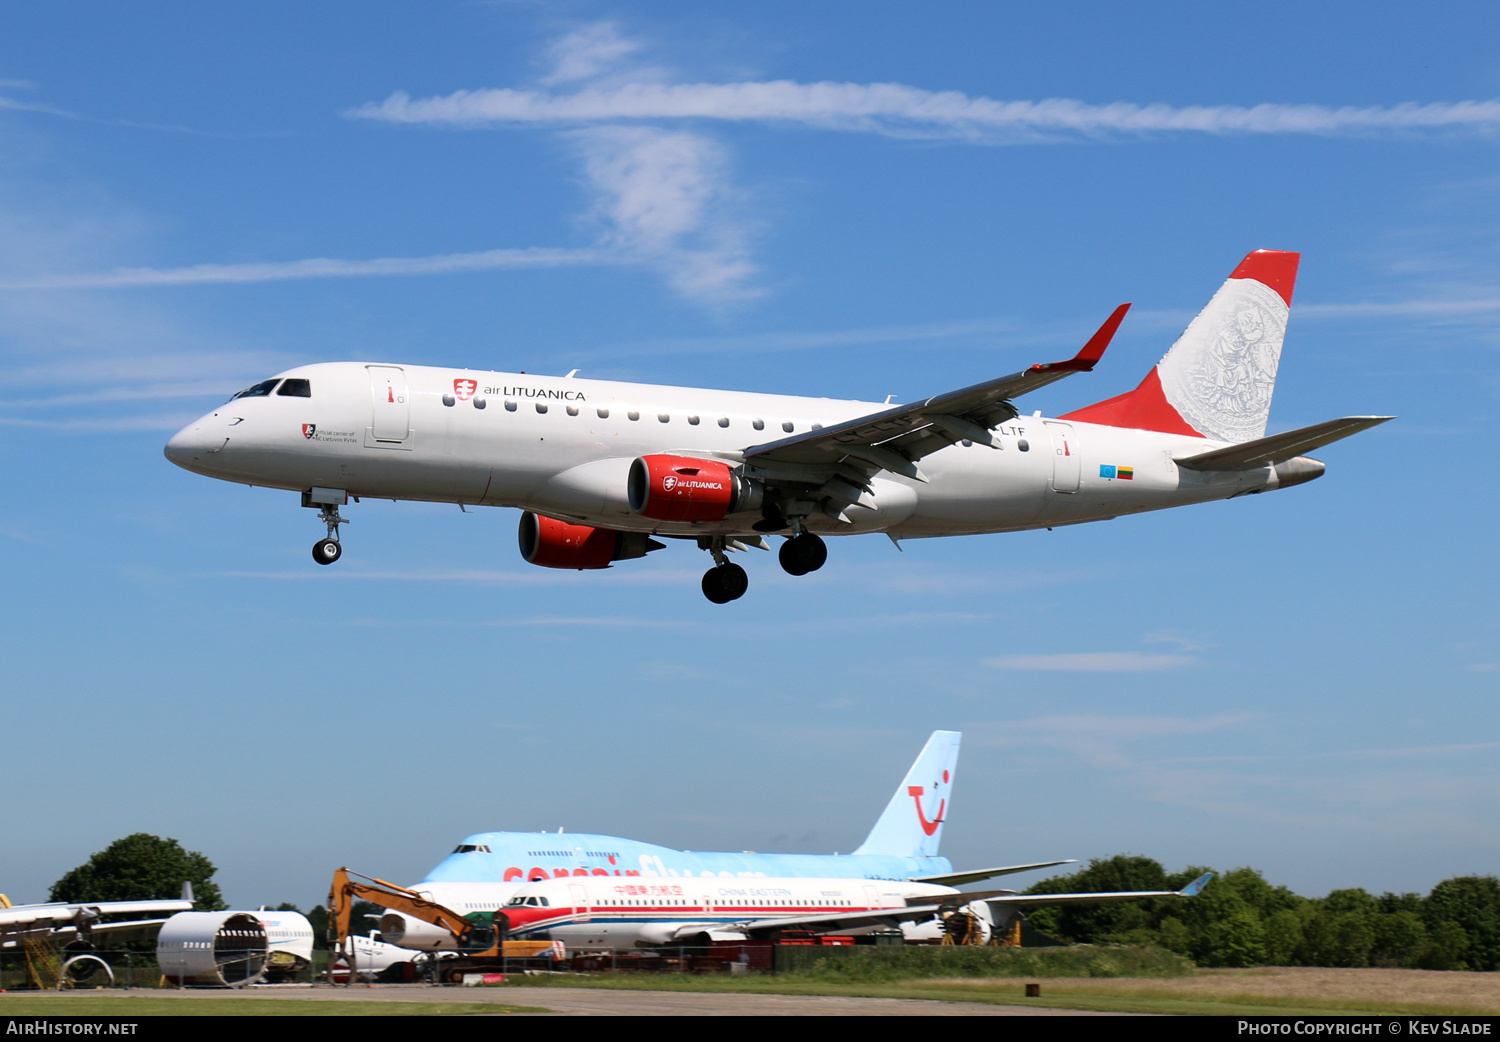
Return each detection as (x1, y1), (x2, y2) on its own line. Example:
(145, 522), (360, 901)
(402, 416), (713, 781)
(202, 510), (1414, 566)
(3, 916), (185, 949)
(1175, 416), (1393, 471)
(974, 872), (1215, 910)
(0, 899), (193, 929)
(912, 861), (1078, 888)
(670, 874), (1213, 941)
(738, 306), (1129, 489)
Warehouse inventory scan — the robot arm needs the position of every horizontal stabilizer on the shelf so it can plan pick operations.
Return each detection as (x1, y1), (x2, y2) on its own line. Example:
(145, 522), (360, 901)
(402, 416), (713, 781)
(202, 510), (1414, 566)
(913, 861), (1077, 888)
(1176, 416), (1393, 472)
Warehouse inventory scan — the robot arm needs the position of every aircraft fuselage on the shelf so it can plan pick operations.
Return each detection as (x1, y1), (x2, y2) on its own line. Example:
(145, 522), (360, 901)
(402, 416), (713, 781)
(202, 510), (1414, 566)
(165, 361), (1279, 541)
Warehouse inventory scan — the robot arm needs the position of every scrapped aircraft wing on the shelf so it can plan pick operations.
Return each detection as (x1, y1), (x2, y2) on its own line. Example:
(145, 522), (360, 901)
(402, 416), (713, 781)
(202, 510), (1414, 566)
(1175, 416), (1393, 472)
(0, 899), (193, 931)
(912, 861), (1078, 888)
(740, 305), (1129, 479)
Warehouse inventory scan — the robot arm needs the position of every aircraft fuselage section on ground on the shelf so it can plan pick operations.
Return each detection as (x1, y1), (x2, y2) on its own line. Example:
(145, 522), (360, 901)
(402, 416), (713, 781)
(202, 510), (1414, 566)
(165, 362), (1274, 539)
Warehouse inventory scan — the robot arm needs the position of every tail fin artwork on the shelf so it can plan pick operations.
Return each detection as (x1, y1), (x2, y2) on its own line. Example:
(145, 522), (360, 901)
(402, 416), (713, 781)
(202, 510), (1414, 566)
(852, 730), (961, 859)
(1063, 250), (1300, 443)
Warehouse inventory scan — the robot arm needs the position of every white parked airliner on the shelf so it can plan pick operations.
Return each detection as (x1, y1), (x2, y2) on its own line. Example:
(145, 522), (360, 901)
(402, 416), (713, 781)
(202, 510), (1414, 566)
(165, 250), (1389, 601)
(494, 871), (1212, 950)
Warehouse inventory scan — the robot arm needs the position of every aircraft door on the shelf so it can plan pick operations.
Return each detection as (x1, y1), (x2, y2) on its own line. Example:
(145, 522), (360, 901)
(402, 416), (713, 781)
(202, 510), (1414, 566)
(1045, 421), (1080, 493)
(568, 884), (591, 923)
(368, 366), (410, 443)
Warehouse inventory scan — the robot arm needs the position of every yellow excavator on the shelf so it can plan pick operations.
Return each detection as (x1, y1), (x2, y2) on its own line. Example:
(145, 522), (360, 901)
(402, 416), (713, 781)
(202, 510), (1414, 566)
(328, 868), (558, 983)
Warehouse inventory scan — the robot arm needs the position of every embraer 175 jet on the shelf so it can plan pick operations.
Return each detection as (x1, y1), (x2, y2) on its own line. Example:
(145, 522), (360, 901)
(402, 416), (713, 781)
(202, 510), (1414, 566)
(165, 251), (1389, 602)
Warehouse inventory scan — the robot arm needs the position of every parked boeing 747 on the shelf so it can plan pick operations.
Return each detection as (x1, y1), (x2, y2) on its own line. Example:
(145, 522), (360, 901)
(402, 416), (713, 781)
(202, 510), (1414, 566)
(380, 732), (1065, 951)
(165, 251), (1390, 602)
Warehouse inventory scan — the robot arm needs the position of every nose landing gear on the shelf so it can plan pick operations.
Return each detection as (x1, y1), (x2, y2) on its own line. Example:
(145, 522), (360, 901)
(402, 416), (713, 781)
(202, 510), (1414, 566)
(312, 504), (349, 565)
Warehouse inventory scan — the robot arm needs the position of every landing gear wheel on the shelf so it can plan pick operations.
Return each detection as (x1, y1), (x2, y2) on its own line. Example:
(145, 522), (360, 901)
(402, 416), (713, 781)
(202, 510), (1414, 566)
(313, 538), (342, 565)
(702, 562), (749, 603)
(779, 533), (827, 575)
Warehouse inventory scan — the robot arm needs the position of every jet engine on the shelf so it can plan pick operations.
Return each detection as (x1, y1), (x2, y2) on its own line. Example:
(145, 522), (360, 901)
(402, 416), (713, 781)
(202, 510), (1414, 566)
(156, 911), (269, 987)
(518, 512), (663, 570)
(627, 455), (762, 523)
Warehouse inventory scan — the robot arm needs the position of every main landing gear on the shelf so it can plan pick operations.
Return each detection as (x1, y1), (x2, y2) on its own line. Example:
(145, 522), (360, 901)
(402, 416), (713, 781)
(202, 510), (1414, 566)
(778, 532), (827, 576)
(697, 531), (828, 603)
(702, 562), (749, 604)
(312, 504), (348, 565)
(699, 535), (750, 604)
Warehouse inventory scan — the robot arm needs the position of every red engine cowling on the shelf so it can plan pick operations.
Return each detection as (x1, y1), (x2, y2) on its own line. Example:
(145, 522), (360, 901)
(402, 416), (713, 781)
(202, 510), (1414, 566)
(628, 455), (756, 523)
(518, 513), (663, 569)
(518, 512), (619, 569)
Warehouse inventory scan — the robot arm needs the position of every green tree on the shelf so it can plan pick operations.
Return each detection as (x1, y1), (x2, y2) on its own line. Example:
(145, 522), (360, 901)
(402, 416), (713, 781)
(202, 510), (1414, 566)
(1425, 877), (1500, 971)
(1022, 855), (1170, 943)
(49, 833), (224, 910)
(1202, 910), (1267, 968)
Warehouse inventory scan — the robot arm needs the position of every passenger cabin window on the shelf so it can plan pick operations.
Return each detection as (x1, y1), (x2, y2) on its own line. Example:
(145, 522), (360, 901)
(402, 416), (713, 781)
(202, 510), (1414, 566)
(782, 421), (794, 433)
(717, 417), (729, 428)
(276, 378), (312, 397)
(658, 413), (670, 423)
(752, 419), (764, 430)
(628, 411), (640, 421)
(536, 402), (548, 414)
(231, 379), (280, 400)
(597, 407), (610, 419)
(688, 415), (700, 425)
(567, 405), (579, 416)
(505, 400), (518, 411)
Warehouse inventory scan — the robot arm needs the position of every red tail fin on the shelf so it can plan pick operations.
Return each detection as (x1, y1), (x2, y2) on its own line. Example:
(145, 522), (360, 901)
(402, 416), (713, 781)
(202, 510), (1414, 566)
(1062, 250), (1300, 442)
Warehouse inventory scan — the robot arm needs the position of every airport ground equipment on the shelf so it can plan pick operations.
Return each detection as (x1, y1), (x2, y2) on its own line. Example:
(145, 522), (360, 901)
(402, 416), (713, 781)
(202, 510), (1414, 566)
(328, 868), (558, 983)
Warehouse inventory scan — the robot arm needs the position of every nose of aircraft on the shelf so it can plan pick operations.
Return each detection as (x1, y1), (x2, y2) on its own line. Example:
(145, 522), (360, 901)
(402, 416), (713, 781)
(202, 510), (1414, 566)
(164, 416), (224, 472)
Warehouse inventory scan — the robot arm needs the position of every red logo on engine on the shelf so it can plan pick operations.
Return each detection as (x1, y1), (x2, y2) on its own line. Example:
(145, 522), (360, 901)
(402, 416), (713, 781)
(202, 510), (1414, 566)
(453, 378), (478, 401)
(662, 475), (678, 491)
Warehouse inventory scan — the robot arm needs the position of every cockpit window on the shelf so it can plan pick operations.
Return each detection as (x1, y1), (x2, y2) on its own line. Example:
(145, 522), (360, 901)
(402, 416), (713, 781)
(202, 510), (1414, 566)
(276, 378), (312, 397)
(231, 379), (281, 400)
(451, 844), (492, 854)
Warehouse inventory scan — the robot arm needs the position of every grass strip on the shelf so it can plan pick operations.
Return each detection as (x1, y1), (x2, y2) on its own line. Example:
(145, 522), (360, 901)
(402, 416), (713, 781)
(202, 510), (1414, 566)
(0, 996), (545, 1016)
(494, 973), (1494, 1016)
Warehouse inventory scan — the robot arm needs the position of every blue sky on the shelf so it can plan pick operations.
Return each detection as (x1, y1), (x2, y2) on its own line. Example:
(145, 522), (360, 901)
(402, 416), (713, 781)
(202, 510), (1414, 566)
(0, 3), (1496, 910)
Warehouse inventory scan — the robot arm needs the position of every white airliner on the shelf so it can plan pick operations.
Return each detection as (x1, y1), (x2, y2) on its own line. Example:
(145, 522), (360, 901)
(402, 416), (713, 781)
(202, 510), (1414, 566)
(165, 250), (1390, 601)
(495, 871), (1211, 950)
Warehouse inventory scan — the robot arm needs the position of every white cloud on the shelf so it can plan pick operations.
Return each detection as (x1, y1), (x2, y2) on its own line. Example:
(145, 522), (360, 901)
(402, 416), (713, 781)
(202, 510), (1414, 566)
(570, 125), (757, 302)
(539, 23), (643, 87)
(984, 651), (1192, 672)
(351, 81), (1500, 142)
(0, 246), (614, 290)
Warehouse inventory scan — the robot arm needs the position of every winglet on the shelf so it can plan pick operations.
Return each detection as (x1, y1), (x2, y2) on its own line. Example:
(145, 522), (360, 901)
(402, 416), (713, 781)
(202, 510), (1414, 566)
(1178, 872), (1213, 897)
(1030, 303), (1130, 375)
(182, 881), (194, 905)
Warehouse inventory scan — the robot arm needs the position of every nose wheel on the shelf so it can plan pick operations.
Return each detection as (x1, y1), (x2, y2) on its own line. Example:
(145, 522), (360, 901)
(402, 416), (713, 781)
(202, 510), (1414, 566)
(778, 532), (827, 576)
(312, 504), (349, 565)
